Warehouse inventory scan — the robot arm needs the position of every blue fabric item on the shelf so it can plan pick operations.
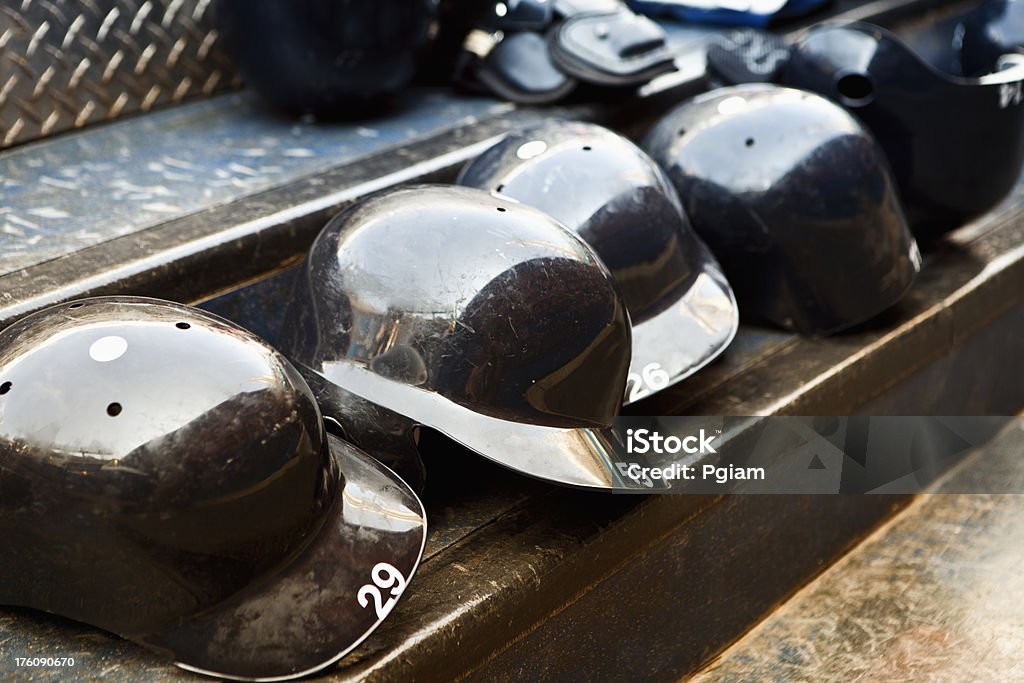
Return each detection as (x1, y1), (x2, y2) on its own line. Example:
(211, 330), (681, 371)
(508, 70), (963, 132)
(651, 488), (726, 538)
(629, 0), (830, 27)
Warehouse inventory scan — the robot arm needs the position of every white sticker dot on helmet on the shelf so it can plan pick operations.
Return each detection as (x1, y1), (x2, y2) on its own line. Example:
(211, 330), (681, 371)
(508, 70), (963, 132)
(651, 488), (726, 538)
(717, 96), (749, 115)
(517, 140), (547, 159)
(89, 336), (128, 363)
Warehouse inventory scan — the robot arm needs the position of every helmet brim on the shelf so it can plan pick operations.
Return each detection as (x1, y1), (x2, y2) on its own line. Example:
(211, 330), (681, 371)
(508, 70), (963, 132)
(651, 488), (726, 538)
(139, 434), (426, 681)
(624, 259), (739, 405)
(319, 363), (656, 491)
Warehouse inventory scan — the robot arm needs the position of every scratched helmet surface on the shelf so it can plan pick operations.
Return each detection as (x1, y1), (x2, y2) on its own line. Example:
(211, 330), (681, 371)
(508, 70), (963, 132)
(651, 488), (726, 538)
(0, 297), (426, 680)
(280, 185), (642, 490)
(458, 120), (738, 404)
(644, 84), (921, 335)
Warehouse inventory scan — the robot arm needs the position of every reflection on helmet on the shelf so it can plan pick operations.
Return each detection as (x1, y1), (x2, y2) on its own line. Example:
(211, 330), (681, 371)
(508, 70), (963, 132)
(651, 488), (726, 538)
(457, 120), (738, 404)
(280, 185), (637, 489)
(644, 84), (921, 335)
(0, 297), (426, 680)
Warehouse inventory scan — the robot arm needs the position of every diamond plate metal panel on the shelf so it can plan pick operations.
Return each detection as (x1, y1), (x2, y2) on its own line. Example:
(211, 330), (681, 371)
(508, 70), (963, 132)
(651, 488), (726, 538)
(0, 0), (240, 149)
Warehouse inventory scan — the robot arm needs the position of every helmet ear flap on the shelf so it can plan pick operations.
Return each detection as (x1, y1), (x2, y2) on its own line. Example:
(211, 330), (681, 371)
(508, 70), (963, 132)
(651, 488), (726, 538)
(768, 21), (1024, 236)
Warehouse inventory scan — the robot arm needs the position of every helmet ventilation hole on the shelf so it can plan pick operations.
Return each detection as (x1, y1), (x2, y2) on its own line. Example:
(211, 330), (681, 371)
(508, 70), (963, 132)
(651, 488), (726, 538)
(677, 128), (686, 137)
(176, 322), (191, 330)
(0, 381), (11, 395)
(68, 302), (84, 309)
(495, 184), (505, 193)
(745, 138), (755, 147)
(107, 402), (122, 417)
(836, 73), (874, 106)
(582, 146), (592, 151)
(496, 207), (507, 212)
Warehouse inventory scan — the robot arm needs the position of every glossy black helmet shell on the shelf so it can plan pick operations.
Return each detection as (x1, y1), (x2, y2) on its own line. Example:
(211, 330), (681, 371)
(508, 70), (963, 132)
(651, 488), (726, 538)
(779, 22), (1024, 237)
(280, 185), (640, 489)
(0, 297), (426, 680)
(457, 120), (738, 403)
(217, 0), (440, 116)
(643, 84), (921, 335)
